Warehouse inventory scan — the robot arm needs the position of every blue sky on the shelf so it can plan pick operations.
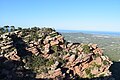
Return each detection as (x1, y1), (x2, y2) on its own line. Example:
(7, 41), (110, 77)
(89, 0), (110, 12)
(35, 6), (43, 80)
(0, 0), (120, 32)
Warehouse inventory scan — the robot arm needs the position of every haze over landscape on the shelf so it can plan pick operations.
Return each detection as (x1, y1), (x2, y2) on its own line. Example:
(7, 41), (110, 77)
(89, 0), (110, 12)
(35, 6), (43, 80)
(1, 0), (120, 80)
(0, 0), (120, 32)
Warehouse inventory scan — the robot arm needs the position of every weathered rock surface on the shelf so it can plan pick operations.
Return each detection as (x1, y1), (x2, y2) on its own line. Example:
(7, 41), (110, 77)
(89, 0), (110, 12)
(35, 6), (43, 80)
(0, 27), (113, 80)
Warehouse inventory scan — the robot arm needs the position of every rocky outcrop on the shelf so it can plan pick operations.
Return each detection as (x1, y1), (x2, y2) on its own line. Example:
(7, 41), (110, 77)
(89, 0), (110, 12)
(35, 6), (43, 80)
(0, 27), (113, 80)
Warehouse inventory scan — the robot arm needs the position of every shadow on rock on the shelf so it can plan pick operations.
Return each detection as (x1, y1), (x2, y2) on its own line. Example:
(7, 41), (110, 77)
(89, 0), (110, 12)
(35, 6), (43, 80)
(9, 34), (32, 57)
(109, 61), (120, 80)
(0, 57), (36, 80)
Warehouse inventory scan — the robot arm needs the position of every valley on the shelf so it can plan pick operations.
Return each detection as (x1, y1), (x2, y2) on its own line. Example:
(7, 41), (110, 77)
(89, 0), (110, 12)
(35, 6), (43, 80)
(61, 32), (120, 61)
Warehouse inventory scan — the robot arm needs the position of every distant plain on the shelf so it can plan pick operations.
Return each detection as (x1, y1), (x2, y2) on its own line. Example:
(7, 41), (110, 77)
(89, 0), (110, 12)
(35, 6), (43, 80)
(58, 30), (120, 61)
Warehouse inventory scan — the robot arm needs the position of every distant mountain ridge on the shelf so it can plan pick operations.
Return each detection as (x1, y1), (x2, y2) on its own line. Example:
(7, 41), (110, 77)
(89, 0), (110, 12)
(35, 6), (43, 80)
(57, 30), (120, 36)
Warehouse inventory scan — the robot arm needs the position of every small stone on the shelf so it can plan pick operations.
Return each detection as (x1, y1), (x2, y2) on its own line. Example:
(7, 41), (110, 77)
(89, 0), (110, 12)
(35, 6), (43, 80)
(50, 40), (59, 46)
(95, 57), (102, 65)
(78, 47), (83, 52)
(91, 44), (98, 49)
(34, 42), (38, 45)
(29, 44), (33, 47)
(101, 56), (106, 61)
(63, 53), (70, 59)
(74, 66), (81, 76)
(82, 63), (89, 70)
(69, 54), (76, 62)
(1, 45), (12, 50)
(93, 48), (103, 55)
(91, 67), (98, 74)
(67, 43), (73, 48)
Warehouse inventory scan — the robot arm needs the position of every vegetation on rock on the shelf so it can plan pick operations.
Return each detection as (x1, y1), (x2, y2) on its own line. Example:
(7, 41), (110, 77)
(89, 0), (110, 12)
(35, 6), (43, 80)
(0, 26), (113, 80)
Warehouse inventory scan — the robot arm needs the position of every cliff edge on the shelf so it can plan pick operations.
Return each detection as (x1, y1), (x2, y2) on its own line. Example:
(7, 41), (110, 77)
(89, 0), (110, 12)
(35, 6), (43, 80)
(0, 27), (113, 80)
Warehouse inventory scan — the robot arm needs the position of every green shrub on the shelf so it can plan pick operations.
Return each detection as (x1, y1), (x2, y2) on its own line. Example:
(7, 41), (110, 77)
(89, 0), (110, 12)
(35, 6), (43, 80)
(82, 45), (91, 54)
(46, 58), (55, 66)
(92, 62), (101, 68)
(103, 60), (109, 65)
(89, 73), (95, 78)
(49, 33), (58, 37)
(85, 68), (95, 78)
(51, 45), (58, 53)
(63, 51), (67, 55)
(85, 68), (91, 75)
(93, 53), (100, 59)
(99, 74), (105, 77)
(25, 55), (48, 73)
(57, 58), (66, 65)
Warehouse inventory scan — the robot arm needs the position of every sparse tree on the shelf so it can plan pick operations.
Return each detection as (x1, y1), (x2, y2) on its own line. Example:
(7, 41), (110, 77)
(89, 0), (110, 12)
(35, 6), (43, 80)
(0, 27), (4, 32)
(10, 26), (15, 31)
(0, 27), (4, 34)
(18, 27), (22, 30)
(4, 25), (9, 32)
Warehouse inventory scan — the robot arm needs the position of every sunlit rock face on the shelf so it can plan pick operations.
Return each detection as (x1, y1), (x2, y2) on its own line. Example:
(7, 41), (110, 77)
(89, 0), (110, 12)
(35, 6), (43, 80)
(0, 27), (113, 80)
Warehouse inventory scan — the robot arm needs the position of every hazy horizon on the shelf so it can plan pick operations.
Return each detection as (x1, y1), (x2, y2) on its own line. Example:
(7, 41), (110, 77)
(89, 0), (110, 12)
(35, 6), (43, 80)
(0, 0), (120, 32)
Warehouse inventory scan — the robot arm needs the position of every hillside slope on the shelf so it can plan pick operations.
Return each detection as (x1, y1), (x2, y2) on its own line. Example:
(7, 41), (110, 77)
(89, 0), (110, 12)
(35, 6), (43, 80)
(0, 27), (113, 80)
(62, 32), (120, 61)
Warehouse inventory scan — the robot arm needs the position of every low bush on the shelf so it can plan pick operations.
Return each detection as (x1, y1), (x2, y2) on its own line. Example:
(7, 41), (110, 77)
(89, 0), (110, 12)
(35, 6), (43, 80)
(82, 45), (91, 54)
